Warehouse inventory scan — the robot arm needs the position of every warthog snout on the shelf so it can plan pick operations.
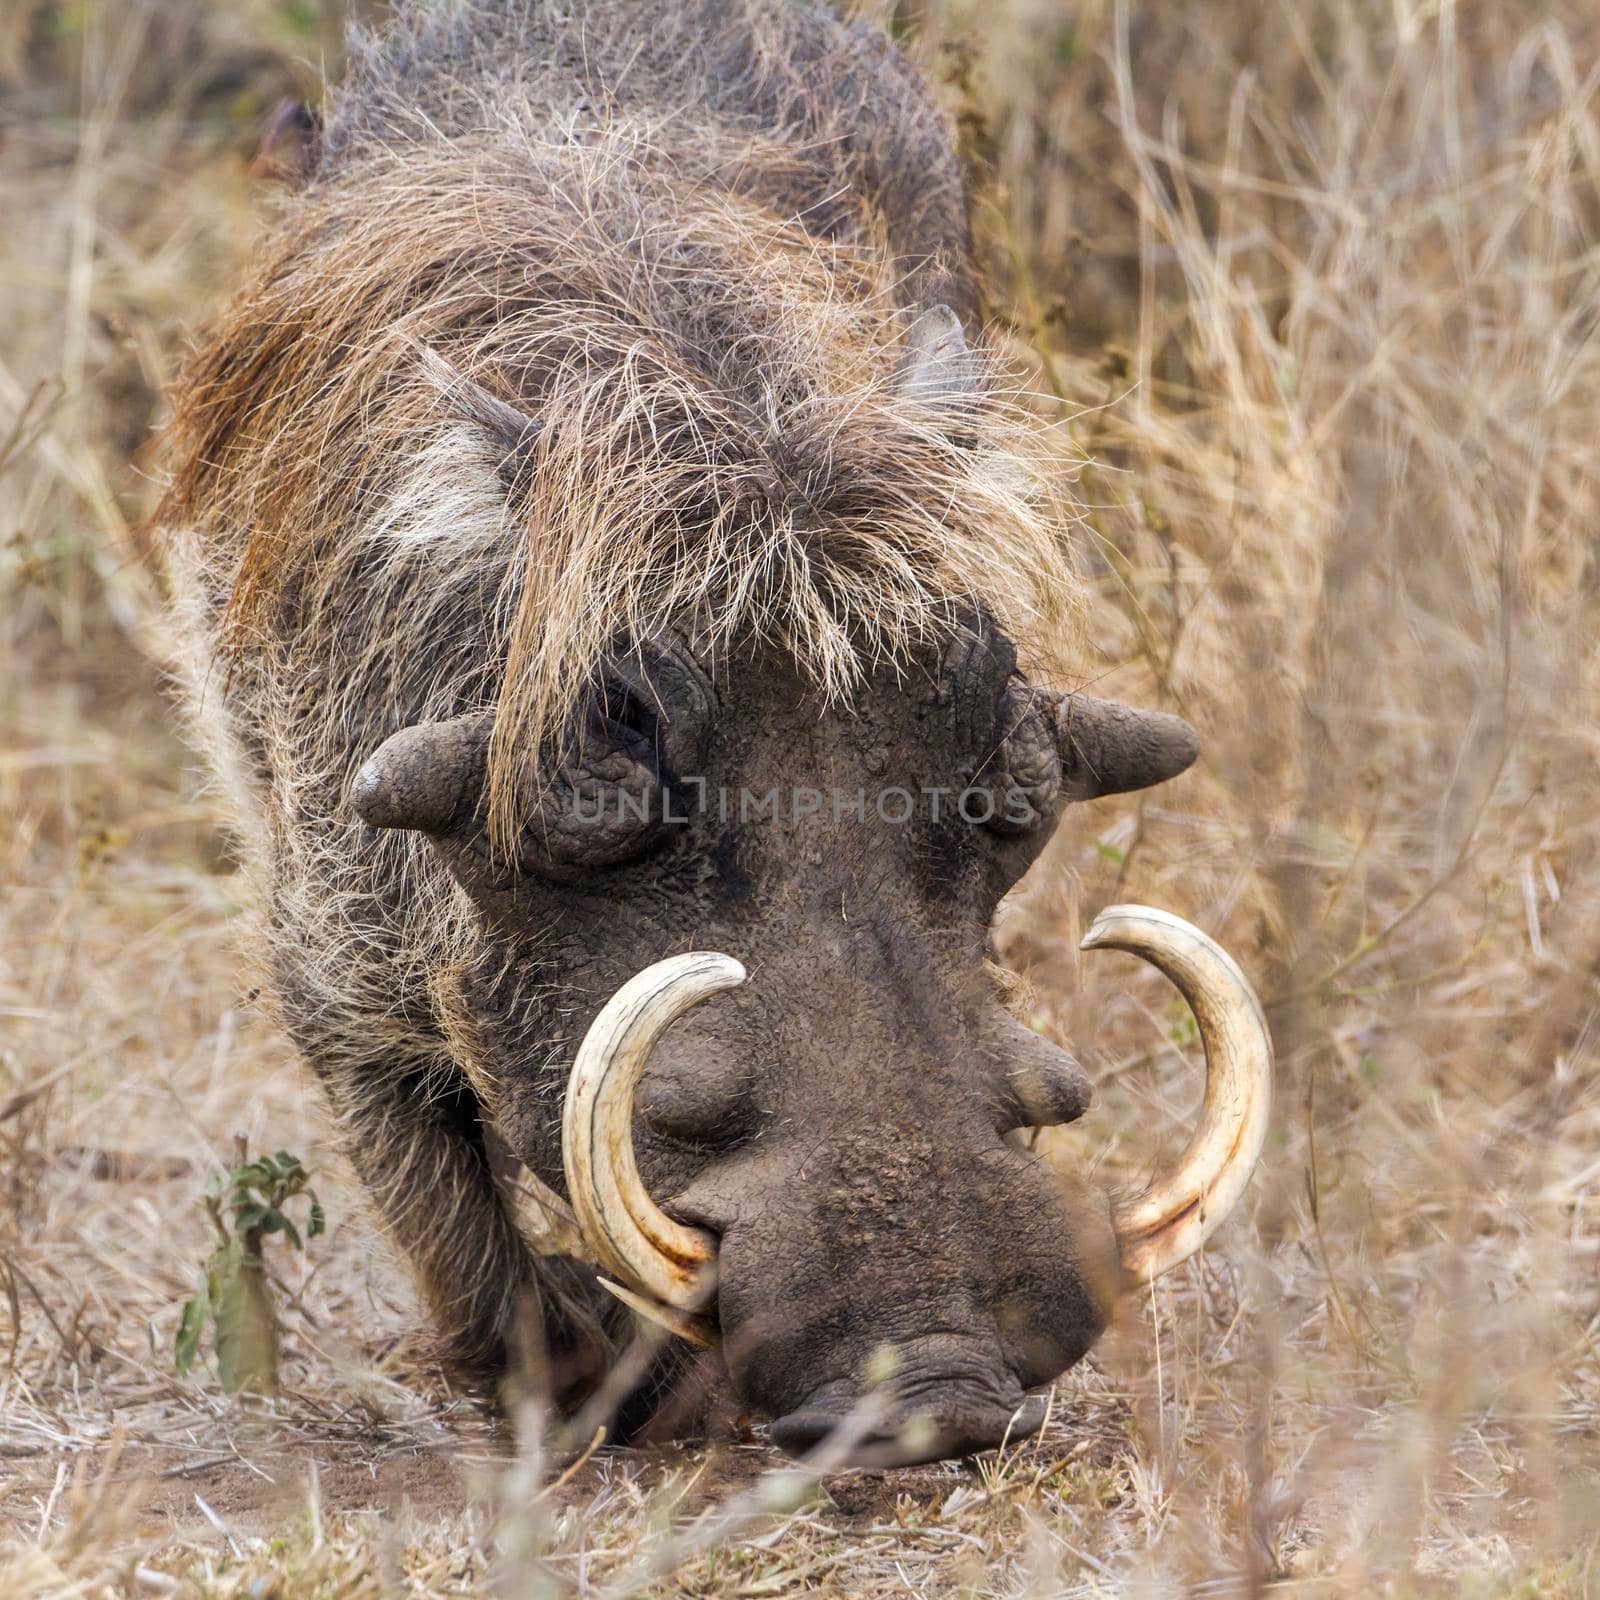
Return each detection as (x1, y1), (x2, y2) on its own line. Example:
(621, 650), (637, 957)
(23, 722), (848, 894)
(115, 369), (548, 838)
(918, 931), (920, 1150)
(557, 914), (1271, 1453)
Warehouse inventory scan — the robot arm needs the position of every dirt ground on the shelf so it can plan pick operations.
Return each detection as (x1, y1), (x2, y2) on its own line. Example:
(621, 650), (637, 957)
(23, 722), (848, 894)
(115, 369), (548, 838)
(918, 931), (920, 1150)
(4, 0), (1600, 1595)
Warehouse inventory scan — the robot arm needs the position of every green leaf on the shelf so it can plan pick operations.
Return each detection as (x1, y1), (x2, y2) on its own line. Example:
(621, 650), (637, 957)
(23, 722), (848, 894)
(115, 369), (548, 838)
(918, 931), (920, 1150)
(233, 1161), (273, 1192)
(176, 1146), (321, 1393)
(174, 1271), (210, 1376)
(1093, 840), (1125, 866)
(213, 1255), (278, 1396)
(207, 1239), (240, 1298)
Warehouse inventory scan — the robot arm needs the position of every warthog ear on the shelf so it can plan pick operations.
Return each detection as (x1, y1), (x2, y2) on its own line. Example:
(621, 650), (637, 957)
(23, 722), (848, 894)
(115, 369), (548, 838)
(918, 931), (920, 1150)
(1052, 694), (1200, 800)
(896, 304), (981, 403)
(349, 712), (492, 835)
(419, 349), (543, 488)
(249, 98), (320, 184)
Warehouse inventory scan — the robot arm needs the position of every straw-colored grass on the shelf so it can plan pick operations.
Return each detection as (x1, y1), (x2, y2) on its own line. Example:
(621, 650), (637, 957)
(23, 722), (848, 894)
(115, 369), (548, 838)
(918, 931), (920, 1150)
(2, 0), (1597, 1593)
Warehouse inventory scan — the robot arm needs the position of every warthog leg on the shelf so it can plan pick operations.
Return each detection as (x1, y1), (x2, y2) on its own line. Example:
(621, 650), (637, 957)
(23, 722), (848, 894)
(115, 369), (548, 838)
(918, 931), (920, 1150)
(271, 946), (609, 1396)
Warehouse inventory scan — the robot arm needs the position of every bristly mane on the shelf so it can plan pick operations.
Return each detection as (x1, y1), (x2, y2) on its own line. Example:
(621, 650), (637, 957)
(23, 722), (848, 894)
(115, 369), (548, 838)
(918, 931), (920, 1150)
(158, 4), (1084, 845)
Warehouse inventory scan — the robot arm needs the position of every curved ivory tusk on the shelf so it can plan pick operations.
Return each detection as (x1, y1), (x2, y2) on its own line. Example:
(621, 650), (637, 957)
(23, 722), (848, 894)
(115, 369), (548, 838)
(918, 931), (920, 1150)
(597, 1277), (717, 1348)
(1081, 905), (1273, 1281)
(508, 1167), (595, 1262)
(562, 951), (746, 1312)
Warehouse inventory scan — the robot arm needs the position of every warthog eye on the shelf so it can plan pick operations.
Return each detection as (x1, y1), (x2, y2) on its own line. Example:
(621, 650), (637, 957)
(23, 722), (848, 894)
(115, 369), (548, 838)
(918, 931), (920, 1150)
(508, 655), (709, 880)
(596, 679), (660, 752)
(511, 727), (668, 879)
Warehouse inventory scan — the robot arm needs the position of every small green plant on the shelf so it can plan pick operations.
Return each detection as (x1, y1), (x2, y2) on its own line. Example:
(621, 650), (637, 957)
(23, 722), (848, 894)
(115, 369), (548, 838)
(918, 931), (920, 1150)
(174, 1142), (325, 1396)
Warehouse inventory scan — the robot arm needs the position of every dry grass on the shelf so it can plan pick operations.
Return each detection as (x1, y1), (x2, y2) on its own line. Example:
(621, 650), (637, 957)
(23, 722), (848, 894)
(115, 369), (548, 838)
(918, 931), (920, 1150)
(3, 0), (1598, 1593)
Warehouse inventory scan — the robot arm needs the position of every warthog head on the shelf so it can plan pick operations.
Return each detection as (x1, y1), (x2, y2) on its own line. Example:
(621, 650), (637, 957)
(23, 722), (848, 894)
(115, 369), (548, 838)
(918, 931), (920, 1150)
(354, 618), (1271, 1463)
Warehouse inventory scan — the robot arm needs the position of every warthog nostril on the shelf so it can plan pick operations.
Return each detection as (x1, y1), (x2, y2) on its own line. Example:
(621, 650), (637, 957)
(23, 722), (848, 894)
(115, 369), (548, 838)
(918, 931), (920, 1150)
(769, 1393), (1049, 1465)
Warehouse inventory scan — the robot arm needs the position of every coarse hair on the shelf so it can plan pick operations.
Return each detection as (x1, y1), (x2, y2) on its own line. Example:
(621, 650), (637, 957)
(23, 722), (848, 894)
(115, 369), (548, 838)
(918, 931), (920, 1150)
(159, 61), (1084, 845)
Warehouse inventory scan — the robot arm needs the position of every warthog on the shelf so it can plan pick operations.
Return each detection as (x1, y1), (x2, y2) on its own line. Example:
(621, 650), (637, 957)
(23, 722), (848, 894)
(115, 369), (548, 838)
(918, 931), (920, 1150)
(159, 0), (1270, 1462)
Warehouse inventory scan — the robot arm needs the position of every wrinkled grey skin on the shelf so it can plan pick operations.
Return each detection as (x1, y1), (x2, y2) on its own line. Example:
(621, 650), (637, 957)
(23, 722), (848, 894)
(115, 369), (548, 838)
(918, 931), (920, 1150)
(176, 0), (1202, 1463)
